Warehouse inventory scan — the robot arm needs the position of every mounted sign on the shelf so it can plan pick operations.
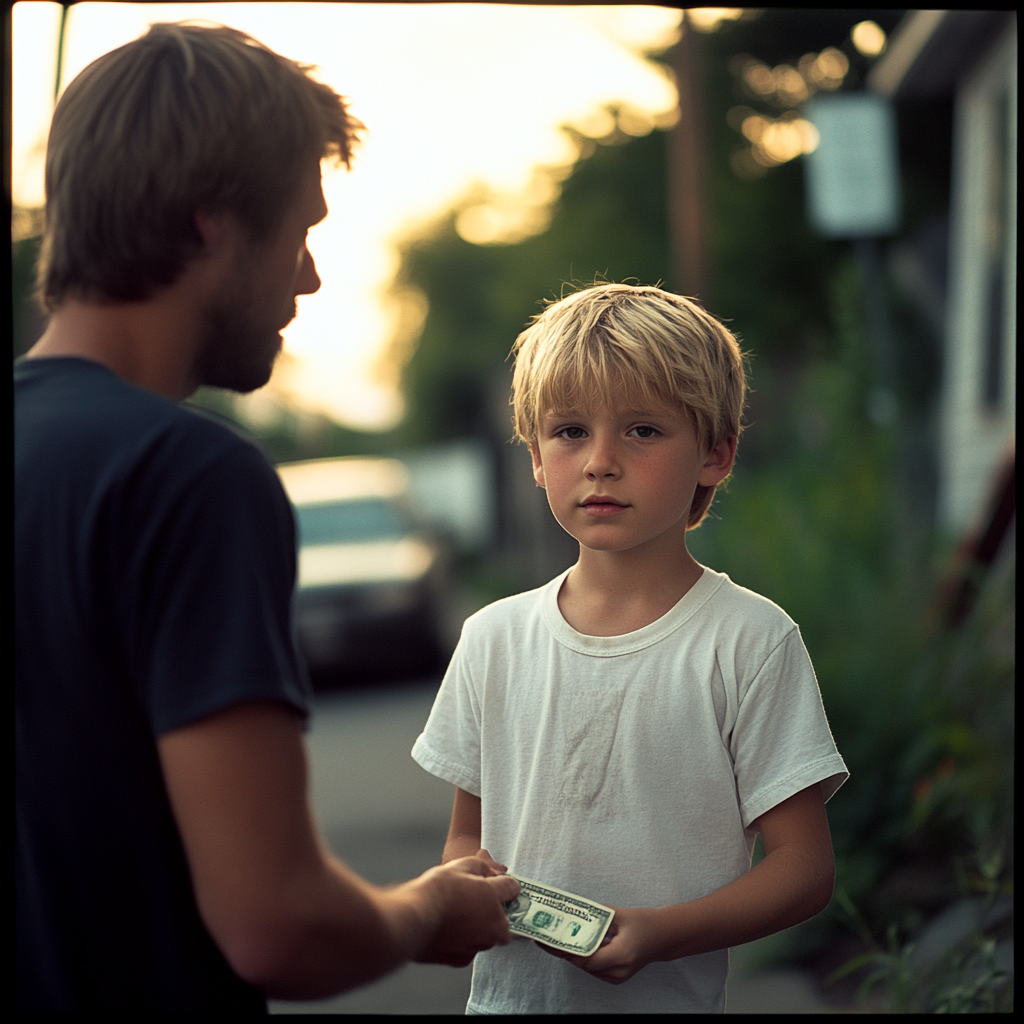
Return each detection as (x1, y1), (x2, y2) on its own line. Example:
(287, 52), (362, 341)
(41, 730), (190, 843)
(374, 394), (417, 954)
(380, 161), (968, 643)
(804, 92), (901, 238)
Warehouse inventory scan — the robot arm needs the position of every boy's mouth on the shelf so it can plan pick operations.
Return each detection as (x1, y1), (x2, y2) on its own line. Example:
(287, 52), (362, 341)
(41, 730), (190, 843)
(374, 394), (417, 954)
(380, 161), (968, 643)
(581, 496), (629, 516)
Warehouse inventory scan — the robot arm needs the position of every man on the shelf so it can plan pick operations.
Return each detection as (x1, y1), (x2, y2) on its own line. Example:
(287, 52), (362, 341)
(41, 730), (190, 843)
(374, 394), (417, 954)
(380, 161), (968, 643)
(15, 23), (517, 1012)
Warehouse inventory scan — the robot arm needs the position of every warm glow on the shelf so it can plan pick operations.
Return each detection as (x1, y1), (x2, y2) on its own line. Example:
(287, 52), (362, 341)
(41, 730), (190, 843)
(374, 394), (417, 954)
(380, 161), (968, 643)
(11, 2), (682, 430)
(852, 20), (887, 58)
(742, 60), (776, 97)
(685, 9), (744, 34)
(774, 65), (809, 105)
(742, 116), (809, 167)
(808, 47), (850, 89)
(759, 120), (807, 164)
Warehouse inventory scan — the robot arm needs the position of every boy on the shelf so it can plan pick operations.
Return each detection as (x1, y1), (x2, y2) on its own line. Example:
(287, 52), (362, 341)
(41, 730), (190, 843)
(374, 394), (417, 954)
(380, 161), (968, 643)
(411, 283), (848, 1013)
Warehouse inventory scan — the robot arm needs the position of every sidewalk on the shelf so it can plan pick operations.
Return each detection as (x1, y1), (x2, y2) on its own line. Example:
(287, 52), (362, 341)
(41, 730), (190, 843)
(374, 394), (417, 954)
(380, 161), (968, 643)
(725, 941), (850, 1014)
(269, 940), (852, 1015)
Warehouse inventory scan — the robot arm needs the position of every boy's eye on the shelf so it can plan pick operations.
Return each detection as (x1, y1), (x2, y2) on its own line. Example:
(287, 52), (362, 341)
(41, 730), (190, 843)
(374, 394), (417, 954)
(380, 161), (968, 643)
(555, 426), (587, 440)
(629, 425), (660, 439)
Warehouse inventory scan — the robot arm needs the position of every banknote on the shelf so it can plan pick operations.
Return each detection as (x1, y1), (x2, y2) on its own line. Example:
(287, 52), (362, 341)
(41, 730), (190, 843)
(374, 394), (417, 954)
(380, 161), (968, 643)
(503, 874), (615, 957)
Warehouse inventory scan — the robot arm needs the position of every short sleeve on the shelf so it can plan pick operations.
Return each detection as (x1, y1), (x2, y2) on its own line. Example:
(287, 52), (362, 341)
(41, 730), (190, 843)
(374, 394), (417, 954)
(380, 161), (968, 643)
(730, 628), (848, 828)
(122, 437), (310, 736)
(411, 628), (483, 794)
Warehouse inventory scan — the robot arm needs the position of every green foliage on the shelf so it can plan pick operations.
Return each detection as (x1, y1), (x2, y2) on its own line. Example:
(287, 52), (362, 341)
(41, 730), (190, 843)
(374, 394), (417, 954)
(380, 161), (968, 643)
(12, 234), (44, 358)
(389, 124), (671, 447)
(699, 9), (909, 365)
(828, 851), (1012, 1012)
(690, 247), (1013, 961)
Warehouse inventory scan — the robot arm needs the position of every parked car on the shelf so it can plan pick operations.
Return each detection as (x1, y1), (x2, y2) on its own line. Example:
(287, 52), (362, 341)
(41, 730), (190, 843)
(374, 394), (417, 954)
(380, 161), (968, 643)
(277, 456), (452, 686)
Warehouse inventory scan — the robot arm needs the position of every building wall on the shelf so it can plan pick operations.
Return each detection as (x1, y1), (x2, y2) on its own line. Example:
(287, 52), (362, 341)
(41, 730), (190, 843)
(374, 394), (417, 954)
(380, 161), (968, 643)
(939, 25), (1016, 534)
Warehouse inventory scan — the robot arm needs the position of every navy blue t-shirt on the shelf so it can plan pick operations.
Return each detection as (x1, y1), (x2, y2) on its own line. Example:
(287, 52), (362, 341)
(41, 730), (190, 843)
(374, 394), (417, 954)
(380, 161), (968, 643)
(15, 357), (311, 1011)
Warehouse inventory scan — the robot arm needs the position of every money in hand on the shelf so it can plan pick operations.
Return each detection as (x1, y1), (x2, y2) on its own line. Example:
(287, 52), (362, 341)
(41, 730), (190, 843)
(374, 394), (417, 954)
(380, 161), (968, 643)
(503, 874), (615, 957)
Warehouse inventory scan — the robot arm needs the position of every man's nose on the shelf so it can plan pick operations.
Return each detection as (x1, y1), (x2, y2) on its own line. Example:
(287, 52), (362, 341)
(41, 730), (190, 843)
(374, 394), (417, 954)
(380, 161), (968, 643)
(295, 246), (321, 296)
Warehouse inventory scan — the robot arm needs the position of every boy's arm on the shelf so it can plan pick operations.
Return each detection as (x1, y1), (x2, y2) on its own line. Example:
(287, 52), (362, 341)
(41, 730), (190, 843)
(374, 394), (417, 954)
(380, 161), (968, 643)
(543, 783), (835, 985)
(443, 787), (485, 864)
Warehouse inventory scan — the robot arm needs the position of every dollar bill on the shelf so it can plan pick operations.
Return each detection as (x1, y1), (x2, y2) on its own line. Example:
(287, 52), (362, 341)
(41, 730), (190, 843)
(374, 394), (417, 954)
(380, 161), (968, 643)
(503, 874), (615, 957)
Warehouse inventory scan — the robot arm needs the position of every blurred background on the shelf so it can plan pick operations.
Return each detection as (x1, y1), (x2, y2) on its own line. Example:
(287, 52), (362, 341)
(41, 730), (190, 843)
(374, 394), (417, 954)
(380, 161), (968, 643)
(11, 5), (1014, 1013)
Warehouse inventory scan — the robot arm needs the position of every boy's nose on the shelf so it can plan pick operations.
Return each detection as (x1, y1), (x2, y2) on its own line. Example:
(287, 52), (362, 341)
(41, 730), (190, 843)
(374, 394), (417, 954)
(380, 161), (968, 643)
(584, 440), (620, 479)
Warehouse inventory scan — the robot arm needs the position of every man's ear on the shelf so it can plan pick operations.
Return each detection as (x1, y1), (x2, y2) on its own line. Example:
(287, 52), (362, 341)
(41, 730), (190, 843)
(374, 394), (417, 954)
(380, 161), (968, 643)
(697, 434), (738, 488)
(530, 444), (546, 489)
(194, 208), (234, 254)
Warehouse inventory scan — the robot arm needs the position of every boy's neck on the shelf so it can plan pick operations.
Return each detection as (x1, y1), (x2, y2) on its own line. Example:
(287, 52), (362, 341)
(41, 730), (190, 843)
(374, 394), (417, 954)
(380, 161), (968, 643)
(557, 545), (705, 637)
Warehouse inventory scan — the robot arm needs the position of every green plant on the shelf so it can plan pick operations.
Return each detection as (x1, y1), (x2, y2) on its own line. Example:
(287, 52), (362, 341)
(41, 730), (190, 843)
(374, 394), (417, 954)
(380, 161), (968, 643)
(828, 847), (1013, 1013)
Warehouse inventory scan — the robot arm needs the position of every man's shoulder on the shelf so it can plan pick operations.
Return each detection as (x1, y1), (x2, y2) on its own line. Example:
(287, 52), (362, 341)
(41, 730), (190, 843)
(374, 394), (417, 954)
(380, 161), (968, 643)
(15, 356), (267, 467)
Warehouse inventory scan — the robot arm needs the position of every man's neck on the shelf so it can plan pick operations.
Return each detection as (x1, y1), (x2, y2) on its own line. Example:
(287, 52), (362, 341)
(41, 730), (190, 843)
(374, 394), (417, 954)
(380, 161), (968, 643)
(26, 292), (203, 402)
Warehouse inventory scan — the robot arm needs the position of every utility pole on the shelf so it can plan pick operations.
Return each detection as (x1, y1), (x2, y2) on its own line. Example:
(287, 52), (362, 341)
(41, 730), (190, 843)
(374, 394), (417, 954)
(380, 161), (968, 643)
(668, 14), (709, 305)
(55, 3), (71, 102)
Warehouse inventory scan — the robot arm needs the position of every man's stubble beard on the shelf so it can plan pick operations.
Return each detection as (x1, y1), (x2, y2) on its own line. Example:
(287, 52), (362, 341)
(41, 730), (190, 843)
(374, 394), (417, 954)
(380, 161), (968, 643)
(192, 264), (291, 395)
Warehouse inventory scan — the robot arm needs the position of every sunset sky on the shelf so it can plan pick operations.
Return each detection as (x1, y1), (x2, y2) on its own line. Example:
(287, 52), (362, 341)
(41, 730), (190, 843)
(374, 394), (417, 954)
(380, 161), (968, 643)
(12, 2), (692, 428)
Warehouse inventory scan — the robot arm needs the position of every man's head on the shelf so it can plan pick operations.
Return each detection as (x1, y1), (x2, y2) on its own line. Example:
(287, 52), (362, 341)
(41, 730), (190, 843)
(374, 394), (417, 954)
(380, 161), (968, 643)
(37, 21), (362, 314)
(511, 283), (748, 529)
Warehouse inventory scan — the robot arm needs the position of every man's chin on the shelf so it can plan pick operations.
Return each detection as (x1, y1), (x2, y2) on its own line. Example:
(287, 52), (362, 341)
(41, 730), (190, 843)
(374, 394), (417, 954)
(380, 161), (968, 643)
(198, 355), (276, 395)
(194, 330), (282, 394)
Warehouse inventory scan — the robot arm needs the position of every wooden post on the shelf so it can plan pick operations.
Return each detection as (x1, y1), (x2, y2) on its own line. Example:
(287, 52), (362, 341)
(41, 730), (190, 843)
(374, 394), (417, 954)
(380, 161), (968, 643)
(668, 16), (709, 304)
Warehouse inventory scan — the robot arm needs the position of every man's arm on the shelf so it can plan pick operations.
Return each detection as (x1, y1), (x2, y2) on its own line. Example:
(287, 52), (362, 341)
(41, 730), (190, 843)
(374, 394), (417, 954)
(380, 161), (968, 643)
(158, 701), (518, 1001)
(543, 783), (835, 984)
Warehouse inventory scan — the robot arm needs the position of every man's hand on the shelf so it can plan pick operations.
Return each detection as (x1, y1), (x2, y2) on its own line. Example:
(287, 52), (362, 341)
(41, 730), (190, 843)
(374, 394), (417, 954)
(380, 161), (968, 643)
(411, 851), (519, 968)
(537, 906), (661, 985)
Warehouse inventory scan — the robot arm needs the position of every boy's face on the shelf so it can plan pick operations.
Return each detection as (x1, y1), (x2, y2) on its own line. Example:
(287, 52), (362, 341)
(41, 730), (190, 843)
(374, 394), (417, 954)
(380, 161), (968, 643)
(530, 399), (736, 558)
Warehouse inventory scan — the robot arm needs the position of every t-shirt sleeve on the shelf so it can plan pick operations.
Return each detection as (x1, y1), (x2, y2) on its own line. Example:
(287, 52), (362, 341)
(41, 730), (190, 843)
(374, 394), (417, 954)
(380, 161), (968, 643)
(730, 627), (848, 828)
(122, 436), (310, 736)
(411, 627), (483, 795)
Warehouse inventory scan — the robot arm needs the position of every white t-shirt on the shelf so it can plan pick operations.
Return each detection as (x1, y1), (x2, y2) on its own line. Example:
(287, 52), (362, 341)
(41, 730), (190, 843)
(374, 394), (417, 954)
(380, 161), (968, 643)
(412, 566), (848, 1014)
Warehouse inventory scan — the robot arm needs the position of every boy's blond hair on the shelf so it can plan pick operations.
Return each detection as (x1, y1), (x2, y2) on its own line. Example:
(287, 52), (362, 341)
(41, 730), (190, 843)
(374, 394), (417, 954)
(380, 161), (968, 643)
(511, 283), (748, 529)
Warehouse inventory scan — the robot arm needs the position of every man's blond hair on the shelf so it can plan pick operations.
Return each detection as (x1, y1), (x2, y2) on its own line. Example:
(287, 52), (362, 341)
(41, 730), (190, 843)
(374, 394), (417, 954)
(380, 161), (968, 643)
(511, 283), (748, 529)
(38, 22), (363, 311)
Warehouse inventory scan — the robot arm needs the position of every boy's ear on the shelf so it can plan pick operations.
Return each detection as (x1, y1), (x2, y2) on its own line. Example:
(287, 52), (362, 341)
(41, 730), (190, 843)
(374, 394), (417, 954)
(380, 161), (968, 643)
(529, 444), (546, 489)
(698, 434), (738, 487)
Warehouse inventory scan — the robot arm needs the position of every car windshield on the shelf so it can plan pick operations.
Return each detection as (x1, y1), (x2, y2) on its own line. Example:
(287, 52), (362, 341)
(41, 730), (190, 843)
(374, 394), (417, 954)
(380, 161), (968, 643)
(295, 498), (409, 546)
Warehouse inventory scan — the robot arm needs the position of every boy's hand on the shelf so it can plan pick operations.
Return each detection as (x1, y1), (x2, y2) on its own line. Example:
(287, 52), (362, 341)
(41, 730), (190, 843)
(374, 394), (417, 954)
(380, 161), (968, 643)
(536, 906), (662, 985)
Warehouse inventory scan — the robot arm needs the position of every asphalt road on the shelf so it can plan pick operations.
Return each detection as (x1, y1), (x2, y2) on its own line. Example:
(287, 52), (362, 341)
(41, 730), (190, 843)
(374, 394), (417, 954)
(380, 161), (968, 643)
(268, 679), (845, 1014)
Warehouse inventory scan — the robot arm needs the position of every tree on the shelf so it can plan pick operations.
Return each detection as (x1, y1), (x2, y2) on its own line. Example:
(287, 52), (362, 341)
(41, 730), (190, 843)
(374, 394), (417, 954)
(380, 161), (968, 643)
(386, 119), (672, 448)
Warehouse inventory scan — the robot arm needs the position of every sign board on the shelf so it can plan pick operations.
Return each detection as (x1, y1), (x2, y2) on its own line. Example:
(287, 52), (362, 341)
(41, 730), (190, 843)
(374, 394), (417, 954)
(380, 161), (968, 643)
(804, 93), (901, 238)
